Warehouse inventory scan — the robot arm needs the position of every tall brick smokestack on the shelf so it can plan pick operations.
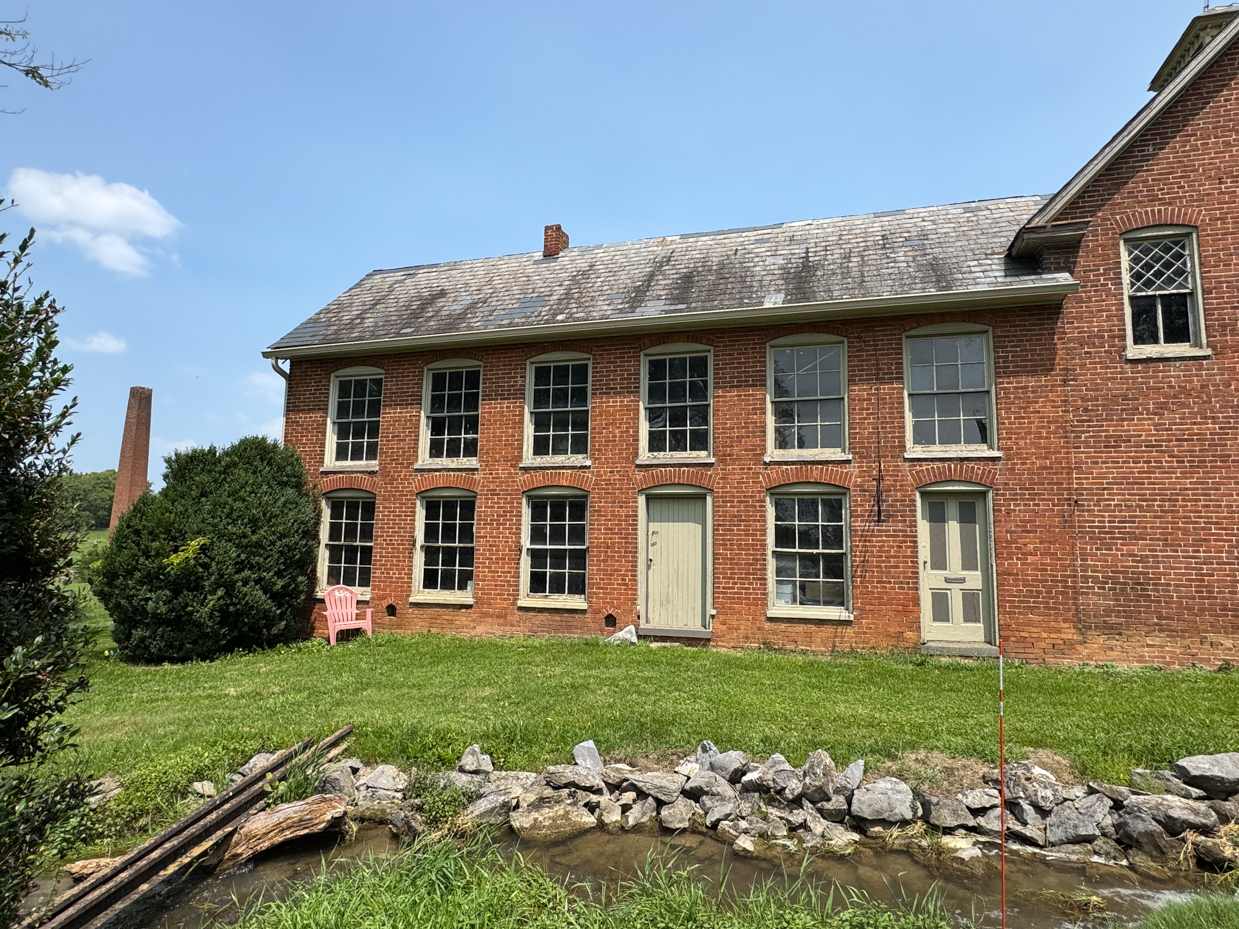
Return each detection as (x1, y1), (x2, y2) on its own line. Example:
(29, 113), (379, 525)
(543, 224), (569, 258)
(109, 386), (153, 531)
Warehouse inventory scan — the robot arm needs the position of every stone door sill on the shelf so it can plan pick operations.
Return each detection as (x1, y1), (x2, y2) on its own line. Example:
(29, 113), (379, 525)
(920, 642), (999, 658)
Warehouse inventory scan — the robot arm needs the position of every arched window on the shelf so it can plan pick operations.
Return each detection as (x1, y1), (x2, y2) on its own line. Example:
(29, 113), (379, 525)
(766, 483), (851, 622)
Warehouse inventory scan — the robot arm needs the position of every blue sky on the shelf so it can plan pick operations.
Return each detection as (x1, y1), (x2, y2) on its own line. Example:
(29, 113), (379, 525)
(0, 1), (1209, 478)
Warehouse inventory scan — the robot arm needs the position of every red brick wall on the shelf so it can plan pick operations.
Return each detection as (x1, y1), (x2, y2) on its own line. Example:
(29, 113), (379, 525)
(1040, 36), (1239, 666)
(285, 306), (1082, 662)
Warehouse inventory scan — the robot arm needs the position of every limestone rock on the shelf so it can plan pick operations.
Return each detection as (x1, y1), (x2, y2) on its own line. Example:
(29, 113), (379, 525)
(801, 750), (836, 803)
(239, 752), (278, 777)
(191, 780), (217, 798)
(624, 771), (687, 804)
(1174, 753), (1239, 798)
(1115, 810), (1184, 859)
(465, 793), (515, 826)
(659, 796), (702, 830)
(683, 770), (738, 801)
(601, 763), (641, 787)
(388, 809), (425, 839)
(511, 793), (598, 841)
(839, 759), (864, 795)
(87, 776), (123, 809)
(920, 795), (974, 830)
(1124, 794), (1219, 836)
(717, 819), (744, 842)
(596, 797), (622, 831)
(315, 766), (355, 800)
(814, 794), (849, 822)
(1046, 800), (1104, 846)
(1091, 837), (1127, 862)
(696, 740), (720, 767)
(709, 751), (749, 783)
(440, 771), (486, 796)
(546, 764), (605, 792)
(959, 788), (1001, 811)
(703, 799), (738, 828)
(573, 740), (604, 772)
(674, 758), (700, 778)
(1194, 836), (1239, 868)
(606, 625), (638, 645)
(1009, 799), (1043, 827)
(1005, 770), (1062, 810)
(733, 834), (757, 856)
(851, 777), (916, 824)
(621, 795), (658, 829)
(1132, 769), (1206, 800)
(1088, 781), (1134, 804)
(485, 771), (543, 797)
(740, 754), (792, 793)
(358, 765), (407, 794)
(1208, 798), (1239, 825)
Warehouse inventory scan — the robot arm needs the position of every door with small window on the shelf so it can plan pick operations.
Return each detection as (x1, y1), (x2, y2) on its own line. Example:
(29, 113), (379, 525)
(917, 493), (993, 644)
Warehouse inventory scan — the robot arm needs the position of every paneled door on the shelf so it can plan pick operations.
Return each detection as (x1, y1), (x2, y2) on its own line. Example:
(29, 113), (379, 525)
(644, 495), (708, 631)
(918, 493), (993, 644)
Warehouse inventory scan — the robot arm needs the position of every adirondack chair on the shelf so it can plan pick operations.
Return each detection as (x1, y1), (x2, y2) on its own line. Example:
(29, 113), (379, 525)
(324, 585), (373, 645)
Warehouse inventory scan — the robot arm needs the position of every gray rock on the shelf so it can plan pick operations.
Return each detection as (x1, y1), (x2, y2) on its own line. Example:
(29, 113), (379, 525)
(674, 757), (701, 778)
(596, 797), (622, 831)
(800, 802), (829, 837)
(764, 798), (806, 828)
(337, 757), (364, 774)
(358, 765), (407, 793)
(1115, 810), (1183, 859)
(801, 750), (836, 803)
(621, 795), (658, 829)
(624, 772), (687, 804)
(315, 766), (355, 800)
(1045, 843), (1095, 860)
(736, 790), (760, 818)
(355, 787), (403, 807)
(1194, 836), (1239, 868)
(716, 819), (744, 841)
(388, 809), (425, 838)
(1173, 753), (1239, 798)
(1131, 769), (1207, 800)
(601, 764), (640, 787)
(659, 797), (702, 830)
(239, 752), (278, 777)
(704, 799), (738, 828)
(774, 771), (803, 802)
(87, 776), (123, 808)
(733, 834), (757, 855)
(572, 740), (604, 772)
(1092, 837), (1127, 862)
(819, 821), (861, 849)
(1010, 821), (1047, 847)
(920, 795), (974, 830)
(606, 624), (638, 645)
(696, 740), (720, 767)
(959, 788), (1001, 811)
(440, 771), (486, 796)
(616, 790), (637, 810)
(683, 770), (738, 801)
(1088, 781), (1134, 804)
(510, 793), (598, 841)
(458, 745), (493, 775)
(1208, 799), (1239, 824)
(545, 764), (605, 792)
(1124, 794), (1219, 836)
(485, 771), (543, 796)
(1061, 785), (1088, 802)
(851, 777), (916, 824)
(838, 759), (864, 795)
(709, 751), (749, 783)
(1047, 801), (1103, 846)
(974, 807), (1003, 835)
(1099, 812), (1117, 839)
(1076, 791), (1114, 821)
(1005, 771), (1063, 810)
(465, 793), (515, 826)
(190, 780), (217, 798)
(814, 794), (849, 822)
(1009, 799), (1043, 827)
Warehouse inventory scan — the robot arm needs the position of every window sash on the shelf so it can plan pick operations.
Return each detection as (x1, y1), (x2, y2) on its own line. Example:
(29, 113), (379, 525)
(420, 497), (476, 593)
(426, 367), (480, 459)
(529, 361), (590, 458)
(770, 494), (848, 609)
(907, 335), (992, 448)
(770, 345), (845, 452)
(332, 377), (383, 462)
(324, 497), (375, 589)
(645, 353), (710, 454)
(526, 496), (588, 598)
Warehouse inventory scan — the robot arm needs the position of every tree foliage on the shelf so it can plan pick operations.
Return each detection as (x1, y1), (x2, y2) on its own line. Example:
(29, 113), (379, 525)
(63, 470), (116, 531)
(95, 437), (319, 664)
(0, 225), (92, 926)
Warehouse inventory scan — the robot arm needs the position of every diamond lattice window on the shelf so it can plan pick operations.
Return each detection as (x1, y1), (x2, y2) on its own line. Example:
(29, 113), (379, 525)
(1125, 235), (1199, 347)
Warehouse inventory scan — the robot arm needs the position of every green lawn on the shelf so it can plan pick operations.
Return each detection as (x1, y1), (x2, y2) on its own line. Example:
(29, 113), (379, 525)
(68, 594), (1239, 789)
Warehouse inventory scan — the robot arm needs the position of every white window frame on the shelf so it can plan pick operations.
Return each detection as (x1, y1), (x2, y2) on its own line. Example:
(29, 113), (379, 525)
(522, 351), (592, 468)
(417, 358), (483, 469)
(518, 487), (590, 611)
(411, 488), (477, 606)
(324, 366), (385, 469)
(317, 489), (376, 599)
(766, 483), (852, 622)
(765, 334), (849, 462)
(1121, 226), (1210, 360)
(903, 323), (1000, 459)
(638, 342), (714, 464)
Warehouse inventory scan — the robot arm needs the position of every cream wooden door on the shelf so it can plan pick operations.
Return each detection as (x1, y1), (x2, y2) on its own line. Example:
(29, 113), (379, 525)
(645, 495), (707, 630)
(918, 493), (992, 643)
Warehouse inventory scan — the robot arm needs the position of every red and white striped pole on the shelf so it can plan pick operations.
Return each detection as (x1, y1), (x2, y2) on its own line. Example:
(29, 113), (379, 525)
(998, 637), (1007, 929)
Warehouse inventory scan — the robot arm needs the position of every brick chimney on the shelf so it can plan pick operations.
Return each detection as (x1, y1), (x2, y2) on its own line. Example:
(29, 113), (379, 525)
(543, 224), (569, 258)
(109, 386), (153, 531)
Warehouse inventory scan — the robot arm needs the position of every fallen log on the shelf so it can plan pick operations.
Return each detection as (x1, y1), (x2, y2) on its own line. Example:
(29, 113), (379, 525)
(218, 794), (351, 871)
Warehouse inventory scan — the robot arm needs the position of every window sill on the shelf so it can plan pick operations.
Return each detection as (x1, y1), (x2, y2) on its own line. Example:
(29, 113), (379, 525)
(763, 454), (852, 465)
(520, 459), (592, 470)
(903, 450), (1002, 461)
(635, 457), (715, 467)
(766, 607), (853, 623)
(320, 464), (379, 474)
(1124, 347), (1213, 362)
(517, 597), (590, 611)
(414, 460), (480, 471)
(410, 594), (474, 607)
(316, 590), (371, 602)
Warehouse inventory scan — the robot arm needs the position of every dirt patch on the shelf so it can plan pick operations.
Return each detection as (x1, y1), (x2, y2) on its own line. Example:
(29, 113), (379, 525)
(1022, 749), (1081, 786)
(874, 751), (994, 794)
(606, 749), (691, 772)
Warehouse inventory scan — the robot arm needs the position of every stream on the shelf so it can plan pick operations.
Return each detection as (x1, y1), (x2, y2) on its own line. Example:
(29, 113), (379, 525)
(104, 824), (1202, 928)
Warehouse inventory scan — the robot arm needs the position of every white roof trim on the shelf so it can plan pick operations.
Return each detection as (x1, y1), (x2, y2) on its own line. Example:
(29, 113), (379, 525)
(1024, 11), (1239, 229)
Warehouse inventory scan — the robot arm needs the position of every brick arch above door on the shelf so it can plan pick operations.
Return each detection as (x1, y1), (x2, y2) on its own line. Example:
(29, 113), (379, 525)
(910, 463), (998, 489)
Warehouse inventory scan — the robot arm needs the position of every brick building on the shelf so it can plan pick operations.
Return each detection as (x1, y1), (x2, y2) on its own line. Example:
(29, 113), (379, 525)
(266, 8), (1239, 666)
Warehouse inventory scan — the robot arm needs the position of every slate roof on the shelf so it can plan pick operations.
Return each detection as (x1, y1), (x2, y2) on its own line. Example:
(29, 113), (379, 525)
(267, 195), (1075, 356)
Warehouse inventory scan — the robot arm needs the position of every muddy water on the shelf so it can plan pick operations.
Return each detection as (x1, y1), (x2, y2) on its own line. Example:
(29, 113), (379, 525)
(142, 825), (1200, 929)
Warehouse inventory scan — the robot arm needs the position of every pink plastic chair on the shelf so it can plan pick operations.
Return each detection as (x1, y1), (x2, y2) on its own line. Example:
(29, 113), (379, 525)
(324, 585), (373, 645)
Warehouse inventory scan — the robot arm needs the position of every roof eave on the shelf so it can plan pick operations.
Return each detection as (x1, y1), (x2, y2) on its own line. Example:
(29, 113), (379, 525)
(1018, 11), (1239, 232)
(263, 280), (1079, 360)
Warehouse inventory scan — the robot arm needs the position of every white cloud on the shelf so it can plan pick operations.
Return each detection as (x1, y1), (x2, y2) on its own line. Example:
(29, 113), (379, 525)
(244, 370), (286, 407)
(64, 330), (127, 354)
(6, 168), (182, 276)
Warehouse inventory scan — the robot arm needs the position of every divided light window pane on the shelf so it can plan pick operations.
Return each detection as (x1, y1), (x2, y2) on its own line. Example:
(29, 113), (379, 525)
(1126, 237), (1196, 347)
(325, 497), (375, 589)
(646, 354), (709, 454)
(772, 495), (847, 608)
(427, 368), (480, 459)
(908, 336), (990, 448)
(531, 362), (590, 457)
(527, 496), (588, 598)
(772, 345), (844, 451)
(333, 377), (383, 462)
(421, 497), (475, 593)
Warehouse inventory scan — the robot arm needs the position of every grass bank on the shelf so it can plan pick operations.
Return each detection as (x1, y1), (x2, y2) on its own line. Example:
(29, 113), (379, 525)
(1136, 893), (1239, 928)
(227, 835), (957, 929)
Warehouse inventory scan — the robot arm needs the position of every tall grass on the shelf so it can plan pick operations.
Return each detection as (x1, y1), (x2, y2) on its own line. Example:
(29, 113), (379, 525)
(1135, 893), (1239, 929)
(228, 835), (960, 929)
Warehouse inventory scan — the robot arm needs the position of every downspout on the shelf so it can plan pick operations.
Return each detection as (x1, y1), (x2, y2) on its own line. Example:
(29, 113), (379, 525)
(270, 358), (289, 444)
